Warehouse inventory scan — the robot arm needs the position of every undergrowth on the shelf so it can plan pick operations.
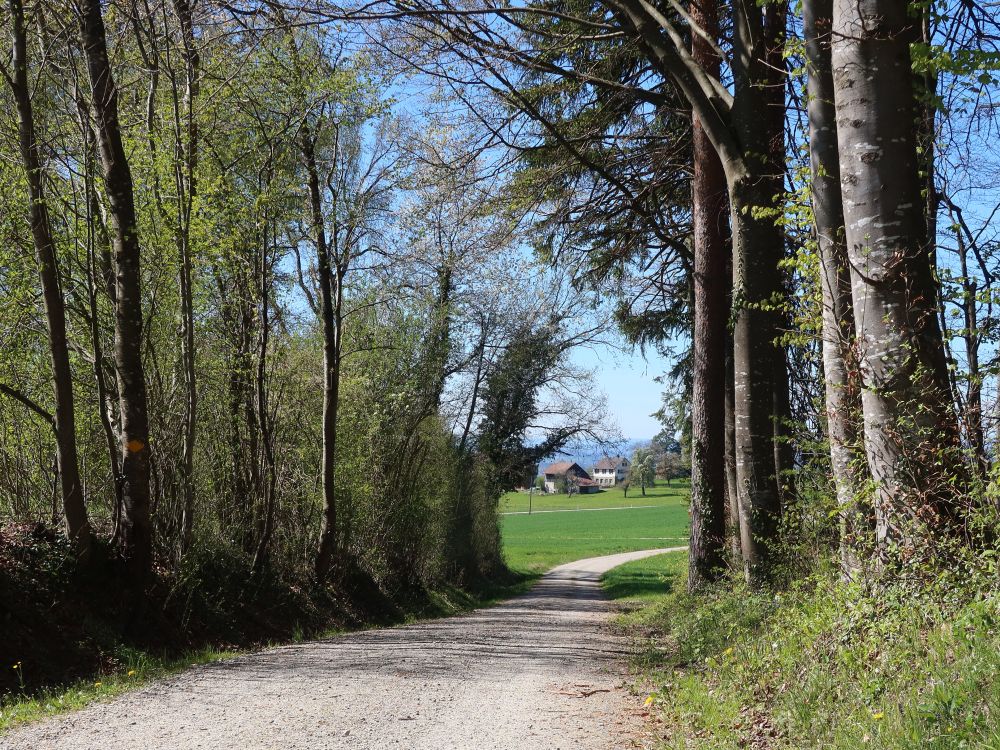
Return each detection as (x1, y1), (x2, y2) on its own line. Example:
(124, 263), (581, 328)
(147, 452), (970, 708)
(0, 522), (531, 732)
(604, 551), (1000, 749)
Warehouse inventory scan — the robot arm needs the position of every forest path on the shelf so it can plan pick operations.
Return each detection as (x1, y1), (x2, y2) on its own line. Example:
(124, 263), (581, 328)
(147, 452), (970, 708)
(1, 548), (681, 750)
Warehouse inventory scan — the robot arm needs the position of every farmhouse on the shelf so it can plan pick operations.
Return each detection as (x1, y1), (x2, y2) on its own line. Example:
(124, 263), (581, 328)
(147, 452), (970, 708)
(592, 456), (630, 487)
(542, 461), (599, 494)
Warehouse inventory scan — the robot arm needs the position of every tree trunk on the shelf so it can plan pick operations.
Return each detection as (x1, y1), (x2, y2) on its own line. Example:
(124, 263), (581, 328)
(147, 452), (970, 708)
(78, 0), (154, 580)
(764, 2), (796, 516)
(304, 126), (343, 584)
(724, 333), (741, 562)
(8, 0), (92, 560)
(687, 0), (728, 590)
(728, 177), (784, 582)
(727, 0), (787, 581)
(804, 0), (866, 573)
(955, 225), (987, 476)
(173, 0), (200, 556)
(608, 0), (789, 583)
(718, 0), (789, 585)
(831, 0), (964, 556)
(77, 102), (125, 533)
(251, 223), (278, 574)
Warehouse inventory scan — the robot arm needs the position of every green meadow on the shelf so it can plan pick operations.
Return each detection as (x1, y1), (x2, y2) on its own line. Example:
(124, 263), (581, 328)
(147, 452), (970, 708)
(500, 482), (690, 574)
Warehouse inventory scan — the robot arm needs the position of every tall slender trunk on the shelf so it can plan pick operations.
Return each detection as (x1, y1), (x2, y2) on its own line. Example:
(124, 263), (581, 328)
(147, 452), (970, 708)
(765, 0), (795, 513)
(8, 0), (92, 559)
(804, 0), (865, 573)
(251, 223), (278, 573)
(304, 126), (343, 584)
(726, 15), (787, 580)
(450, 325), (489, 581)
(955, 228), (987, 475)
(728, 176), (784, 582)
(722, 0), (790, 585)
(687, 0), (728, 590)
(609, 0), (789, 584)
(77, 97), (124, 528)
(832, 0), (964, 556)
(173, 0), (199, 555)
(78, 0), (153, 579)
(724, 332), (741, 561)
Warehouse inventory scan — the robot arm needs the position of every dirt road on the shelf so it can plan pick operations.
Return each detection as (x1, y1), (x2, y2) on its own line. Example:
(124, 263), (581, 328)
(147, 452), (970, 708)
(1, 548), (680, 750)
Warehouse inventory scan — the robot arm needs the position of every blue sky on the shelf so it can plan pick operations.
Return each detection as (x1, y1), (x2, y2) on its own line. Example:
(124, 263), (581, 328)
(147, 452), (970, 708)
(572, 343), (673, 440)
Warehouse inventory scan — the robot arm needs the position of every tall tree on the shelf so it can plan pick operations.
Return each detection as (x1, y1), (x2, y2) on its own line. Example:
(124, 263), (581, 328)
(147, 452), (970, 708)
(78, 0), (154, 579)
(687, 0), (729, 589)
(803, 0), (864, 572)
(831, 0), (964, 555)
(303, 119), (343, 583)
(172, 0), (201, 556)
(601, 0), (790, 582)
(4, 0), (92, 559)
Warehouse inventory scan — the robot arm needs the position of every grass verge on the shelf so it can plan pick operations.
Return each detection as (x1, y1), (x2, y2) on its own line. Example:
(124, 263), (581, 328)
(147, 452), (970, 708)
(0, 647), (238, 733)
(602, 552), (1000, 749)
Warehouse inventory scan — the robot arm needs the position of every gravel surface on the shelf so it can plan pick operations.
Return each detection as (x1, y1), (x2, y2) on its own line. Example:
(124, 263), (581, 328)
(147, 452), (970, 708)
(2, 548), (680, 750)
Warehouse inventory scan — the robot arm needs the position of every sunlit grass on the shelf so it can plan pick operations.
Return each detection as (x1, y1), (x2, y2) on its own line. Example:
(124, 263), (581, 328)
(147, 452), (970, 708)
(602, 552), (1000, 749)
(500, 481), (689, 514)
(501, 488), (689, 574)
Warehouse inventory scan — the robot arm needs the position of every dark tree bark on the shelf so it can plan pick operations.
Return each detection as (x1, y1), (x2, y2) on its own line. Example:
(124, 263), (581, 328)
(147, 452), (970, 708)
(804, 0), (865, 573)
(832, 0), (964, 555)
(6, 0), (92, 559)
(687, 0), (728, 590)
(303, 125), (344, 584)
(251, 224), (278, 575)
(724, 331), (741, 561)
(608, 0), (790, 585)
(78, 0), (153, 579)
(173, 0), (200, 556)
(726, 0), (788, 582)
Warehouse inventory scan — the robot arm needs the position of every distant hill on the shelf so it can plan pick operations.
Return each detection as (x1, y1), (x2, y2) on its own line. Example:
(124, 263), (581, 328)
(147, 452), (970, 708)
(538, 439), (652, 475)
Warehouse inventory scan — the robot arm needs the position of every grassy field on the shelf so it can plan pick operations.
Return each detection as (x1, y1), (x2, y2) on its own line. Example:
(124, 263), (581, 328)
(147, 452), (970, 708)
(500, 481), (688, 514)
(500, 483), (690, 574)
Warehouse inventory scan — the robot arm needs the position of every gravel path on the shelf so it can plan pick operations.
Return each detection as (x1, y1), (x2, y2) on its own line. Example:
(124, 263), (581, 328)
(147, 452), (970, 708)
(2, 548), (681, 750)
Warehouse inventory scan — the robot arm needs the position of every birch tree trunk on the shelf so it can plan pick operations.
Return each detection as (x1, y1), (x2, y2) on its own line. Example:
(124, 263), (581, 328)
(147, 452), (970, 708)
(78, 0), (154, 579)
(832, 0), (964, 555)
(804, 0), (865, 572)
(8, 0), (92, 559)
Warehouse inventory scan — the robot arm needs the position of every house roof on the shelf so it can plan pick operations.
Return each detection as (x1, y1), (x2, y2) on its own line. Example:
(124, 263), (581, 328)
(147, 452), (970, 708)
(576, 477), (598, 487)
(594, 456), (627, 470)
(543, 461), (590, 479)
